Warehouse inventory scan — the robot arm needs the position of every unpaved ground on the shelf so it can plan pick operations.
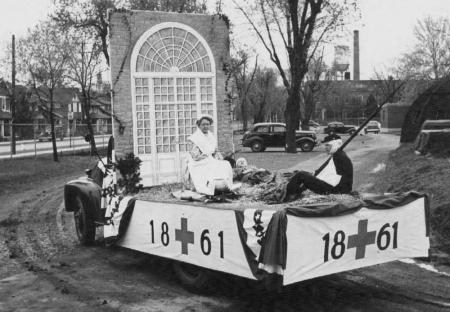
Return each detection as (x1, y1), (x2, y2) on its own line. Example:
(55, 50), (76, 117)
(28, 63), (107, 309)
(1, 133), (450, 311)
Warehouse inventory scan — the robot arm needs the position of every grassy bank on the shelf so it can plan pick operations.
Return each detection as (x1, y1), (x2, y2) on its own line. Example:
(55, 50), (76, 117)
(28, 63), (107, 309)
(372, 143), (450, 258)
(0, 152), (99, 197)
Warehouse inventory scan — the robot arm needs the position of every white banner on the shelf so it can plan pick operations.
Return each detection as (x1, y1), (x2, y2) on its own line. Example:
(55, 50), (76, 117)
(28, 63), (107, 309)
(117, 201), (255, 280)
(283, 198), (430, 285)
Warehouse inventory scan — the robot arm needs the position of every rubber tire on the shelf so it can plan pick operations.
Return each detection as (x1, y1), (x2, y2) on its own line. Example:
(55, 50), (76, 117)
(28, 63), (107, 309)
(348, 130), (356, 135)
(172, 261), (212, 293)
(250, 140), (264, 152)
(298, 141), (314, 152)
(73, 196), (96, 245)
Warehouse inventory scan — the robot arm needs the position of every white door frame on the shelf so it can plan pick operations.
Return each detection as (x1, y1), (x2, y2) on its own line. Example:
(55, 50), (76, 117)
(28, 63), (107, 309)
(130, 22), (217, 186)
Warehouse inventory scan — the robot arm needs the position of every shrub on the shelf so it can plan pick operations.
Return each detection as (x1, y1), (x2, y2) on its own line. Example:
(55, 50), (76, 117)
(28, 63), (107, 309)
(116, 153), (142, 194)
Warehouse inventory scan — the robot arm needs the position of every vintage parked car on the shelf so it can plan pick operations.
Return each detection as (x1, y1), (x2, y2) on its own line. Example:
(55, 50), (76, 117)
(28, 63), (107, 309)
(308, 120), (321, 132)
(364, 120), (382, 134)
(37, 130), (64, 142)
(324, 122), (357, 135)
(242, 122), (318, 152)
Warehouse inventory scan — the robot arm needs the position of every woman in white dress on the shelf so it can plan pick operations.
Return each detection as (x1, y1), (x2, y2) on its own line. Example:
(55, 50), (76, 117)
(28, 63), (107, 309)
(184, 115), (233, 195)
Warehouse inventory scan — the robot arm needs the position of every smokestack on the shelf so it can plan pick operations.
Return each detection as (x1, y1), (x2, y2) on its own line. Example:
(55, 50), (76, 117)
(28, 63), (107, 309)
(353, 30), (360, 81)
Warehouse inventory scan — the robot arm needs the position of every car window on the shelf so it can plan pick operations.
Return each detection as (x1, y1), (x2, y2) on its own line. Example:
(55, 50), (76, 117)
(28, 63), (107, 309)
(272, 125), (285, 132)
(255, 126), (269, 133)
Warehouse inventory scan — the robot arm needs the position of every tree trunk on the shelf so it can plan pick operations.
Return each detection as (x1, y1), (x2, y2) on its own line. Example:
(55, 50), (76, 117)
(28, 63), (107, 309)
(241, 97), (248, 131)
(285, 91), (300, 153)
(81, 91), (97, 153)
(302, 89), (314, 130)
(253, 99), (266, 123)
(49, 91), (58, 162)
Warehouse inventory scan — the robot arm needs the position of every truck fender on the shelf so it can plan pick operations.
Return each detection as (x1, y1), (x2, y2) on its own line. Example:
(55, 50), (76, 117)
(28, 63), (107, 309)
(64, 179), (102, 220)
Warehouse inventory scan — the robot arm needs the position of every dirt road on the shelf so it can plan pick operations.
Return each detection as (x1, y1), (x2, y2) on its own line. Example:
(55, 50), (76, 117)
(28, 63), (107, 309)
(1, 133), (450, 311)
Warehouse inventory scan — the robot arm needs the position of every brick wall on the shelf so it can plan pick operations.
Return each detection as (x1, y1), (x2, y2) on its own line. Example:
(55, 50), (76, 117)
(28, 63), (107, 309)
(108, 10), (232, 156)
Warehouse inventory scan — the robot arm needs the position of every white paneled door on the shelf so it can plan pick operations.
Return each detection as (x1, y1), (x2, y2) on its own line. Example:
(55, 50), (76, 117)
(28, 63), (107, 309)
(134, 76), (215, 186)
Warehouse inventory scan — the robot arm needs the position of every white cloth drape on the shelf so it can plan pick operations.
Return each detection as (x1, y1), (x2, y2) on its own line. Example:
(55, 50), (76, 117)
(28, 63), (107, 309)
(188, 129), (217, 156)
(186, 129), (233, 195)
(187, 156), (233, 195)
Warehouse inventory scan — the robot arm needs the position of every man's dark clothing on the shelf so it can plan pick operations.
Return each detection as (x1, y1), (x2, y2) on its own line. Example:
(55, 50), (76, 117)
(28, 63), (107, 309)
(286, 150), (353, 198)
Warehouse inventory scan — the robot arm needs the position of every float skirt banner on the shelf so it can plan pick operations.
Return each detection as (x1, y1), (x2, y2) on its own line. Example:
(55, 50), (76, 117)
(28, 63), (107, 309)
(117, 201), (255, 280)
(283, 197), (430, 285)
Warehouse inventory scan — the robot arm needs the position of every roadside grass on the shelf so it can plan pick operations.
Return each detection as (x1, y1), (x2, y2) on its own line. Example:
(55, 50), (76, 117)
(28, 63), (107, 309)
(0, 151), (99, 196)
(372, 143), (450, 257)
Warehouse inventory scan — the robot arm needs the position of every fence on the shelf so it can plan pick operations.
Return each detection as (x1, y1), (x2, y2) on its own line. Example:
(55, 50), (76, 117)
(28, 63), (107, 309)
(0, 123), (112, 159)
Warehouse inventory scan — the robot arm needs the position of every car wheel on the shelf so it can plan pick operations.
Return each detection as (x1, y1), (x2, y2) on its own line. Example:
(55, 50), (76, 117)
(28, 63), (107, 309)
(73, 196), (96, 245)
(348, 129), (356, 135)
(299, 141), (314, 152)
(172, 261), (212, 293)
(250, 140), (264, 152)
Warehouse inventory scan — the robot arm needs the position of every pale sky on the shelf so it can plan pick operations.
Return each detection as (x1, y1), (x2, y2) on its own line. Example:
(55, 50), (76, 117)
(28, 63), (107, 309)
(1, 0), (450, 80)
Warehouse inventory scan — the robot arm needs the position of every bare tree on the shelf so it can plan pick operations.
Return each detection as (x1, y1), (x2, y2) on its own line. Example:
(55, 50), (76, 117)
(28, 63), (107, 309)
(128, 0), (207, 12)
(52, 0), (209, 67)
(397, 16), (450, 79)
(16, 21), (71, 161)
(372, 71), (405, 104)
(52, 0), (117, 66)
(232, 50), (258, 131)
(65, 29), (105, 153)
(249, 67), (285, 123)
(235, 0), (357, 152)
(301, 49), (332, 129)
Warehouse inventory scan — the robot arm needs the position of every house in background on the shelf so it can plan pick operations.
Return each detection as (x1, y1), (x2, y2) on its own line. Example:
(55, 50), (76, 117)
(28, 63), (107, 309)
(0, 77), (112, 140)
(29, 87), (76, 136)
(30, 87), (112, 137)
(0, 81), (11, 140)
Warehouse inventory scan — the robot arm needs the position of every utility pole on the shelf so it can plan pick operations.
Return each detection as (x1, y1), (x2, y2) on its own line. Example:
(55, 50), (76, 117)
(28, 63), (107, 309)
(10, 35), (16, 155)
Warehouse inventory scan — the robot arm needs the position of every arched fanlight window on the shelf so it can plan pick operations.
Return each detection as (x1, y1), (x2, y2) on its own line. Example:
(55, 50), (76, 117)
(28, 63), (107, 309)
(136, 27), (212, 73)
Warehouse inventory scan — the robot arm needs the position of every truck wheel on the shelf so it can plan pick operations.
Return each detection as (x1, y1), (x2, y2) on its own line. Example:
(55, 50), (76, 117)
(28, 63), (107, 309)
(172, 262), (212, 293)
(73, 196), (96, 245)
(298, 141), (314, 152)
(251, 140), (264, 152)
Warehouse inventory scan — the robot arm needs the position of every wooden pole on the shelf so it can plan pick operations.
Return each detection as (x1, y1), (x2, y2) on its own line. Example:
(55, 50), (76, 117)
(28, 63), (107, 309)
(10, 34), (16, 155)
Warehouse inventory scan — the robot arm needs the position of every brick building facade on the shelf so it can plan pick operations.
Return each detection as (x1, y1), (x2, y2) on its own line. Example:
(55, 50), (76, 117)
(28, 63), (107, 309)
(109, 10), (231, 186)
(0, 81), (11, 140)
